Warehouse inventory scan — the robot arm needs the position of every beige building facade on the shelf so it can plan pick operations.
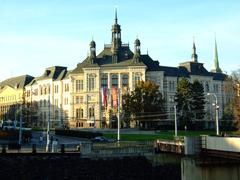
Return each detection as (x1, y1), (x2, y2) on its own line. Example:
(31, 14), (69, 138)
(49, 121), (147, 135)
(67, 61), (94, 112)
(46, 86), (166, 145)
(0, 12), (229, 129)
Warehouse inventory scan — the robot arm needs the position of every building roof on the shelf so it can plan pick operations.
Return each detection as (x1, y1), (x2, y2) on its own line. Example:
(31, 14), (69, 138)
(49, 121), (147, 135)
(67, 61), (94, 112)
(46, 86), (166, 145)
(209, 72), (227, 81)
(28, 66), (69, 85)
(70, 12), (226, 81)
(0, 75), (34, 90)
(71, 45), (146, 74)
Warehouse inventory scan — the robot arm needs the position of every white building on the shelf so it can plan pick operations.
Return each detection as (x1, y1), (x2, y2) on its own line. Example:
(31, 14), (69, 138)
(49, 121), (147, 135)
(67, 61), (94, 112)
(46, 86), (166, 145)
(24, 12), (227, 129)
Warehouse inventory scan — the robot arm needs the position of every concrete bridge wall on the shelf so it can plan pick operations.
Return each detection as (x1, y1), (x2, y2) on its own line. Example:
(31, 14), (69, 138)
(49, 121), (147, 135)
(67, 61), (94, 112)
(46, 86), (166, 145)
(181, 157), (240, 180)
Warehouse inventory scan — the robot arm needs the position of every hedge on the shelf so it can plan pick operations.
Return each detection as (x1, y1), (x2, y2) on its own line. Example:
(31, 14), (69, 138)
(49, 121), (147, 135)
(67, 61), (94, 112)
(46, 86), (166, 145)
(0, 129), (32, 141)
(55, 129), (102, 139)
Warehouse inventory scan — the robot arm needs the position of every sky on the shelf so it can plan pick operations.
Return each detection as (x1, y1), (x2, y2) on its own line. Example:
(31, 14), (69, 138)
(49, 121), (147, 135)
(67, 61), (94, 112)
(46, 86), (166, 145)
(0, 0), (240, 81)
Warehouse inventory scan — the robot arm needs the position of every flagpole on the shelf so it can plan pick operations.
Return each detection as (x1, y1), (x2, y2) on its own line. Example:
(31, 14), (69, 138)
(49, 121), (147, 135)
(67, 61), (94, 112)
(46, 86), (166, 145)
(117, 88), (120, 141)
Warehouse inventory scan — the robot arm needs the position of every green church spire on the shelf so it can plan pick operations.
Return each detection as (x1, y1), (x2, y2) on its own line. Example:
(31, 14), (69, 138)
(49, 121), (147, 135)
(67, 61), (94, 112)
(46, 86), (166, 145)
(191, 37), (198, 62)
(212, 38), (222, 73)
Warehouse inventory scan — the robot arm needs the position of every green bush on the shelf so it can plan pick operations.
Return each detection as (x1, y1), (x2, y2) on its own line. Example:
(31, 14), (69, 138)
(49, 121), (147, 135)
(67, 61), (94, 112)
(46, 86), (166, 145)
(55, 129), (102, 139)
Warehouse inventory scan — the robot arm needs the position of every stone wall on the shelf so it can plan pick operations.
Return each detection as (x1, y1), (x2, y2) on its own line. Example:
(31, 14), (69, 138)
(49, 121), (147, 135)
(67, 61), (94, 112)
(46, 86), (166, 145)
(0, 154), (180, 180)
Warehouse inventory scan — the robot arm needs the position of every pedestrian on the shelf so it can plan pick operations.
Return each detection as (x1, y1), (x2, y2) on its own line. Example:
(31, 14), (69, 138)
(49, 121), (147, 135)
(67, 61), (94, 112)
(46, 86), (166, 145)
(39, 135), (43, 144)
(51, 138), (58, 153)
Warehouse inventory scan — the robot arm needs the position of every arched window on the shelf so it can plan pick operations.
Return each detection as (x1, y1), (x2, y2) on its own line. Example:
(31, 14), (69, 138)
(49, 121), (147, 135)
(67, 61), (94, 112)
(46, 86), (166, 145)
(111, 74), (118, 87)
(44, 86), (47, 94)
(80, 108), (84, 118)
(55, 110), (59, 120)
(205, 82), (209, 92)
(89, 107), (95, 118)
(122, 74), (129, 87)
(135, 73), (141, 86)
(48, 85), (51, 94)
(101, 74), (108, 88)
(40, 86), (43, 95)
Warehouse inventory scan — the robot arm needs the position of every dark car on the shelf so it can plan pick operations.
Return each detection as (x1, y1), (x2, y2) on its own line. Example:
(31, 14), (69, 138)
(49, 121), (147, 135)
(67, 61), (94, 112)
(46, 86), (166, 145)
(91, 136), (116, 143)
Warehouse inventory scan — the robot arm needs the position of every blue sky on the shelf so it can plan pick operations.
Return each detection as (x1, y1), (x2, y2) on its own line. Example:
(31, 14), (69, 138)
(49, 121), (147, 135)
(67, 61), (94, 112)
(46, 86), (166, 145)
(0, 0), (239, 81)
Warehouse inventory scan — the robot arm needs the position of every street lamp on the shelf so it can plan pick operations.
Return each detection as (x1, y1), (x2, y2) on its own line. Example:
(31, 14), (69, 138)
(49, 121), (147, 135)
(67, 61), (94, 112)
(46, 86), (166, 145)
(174, 104), (177, 137)
(46, 94), (51, 152)
(207, 93), (219, 136)
(18, 104), (23, 145)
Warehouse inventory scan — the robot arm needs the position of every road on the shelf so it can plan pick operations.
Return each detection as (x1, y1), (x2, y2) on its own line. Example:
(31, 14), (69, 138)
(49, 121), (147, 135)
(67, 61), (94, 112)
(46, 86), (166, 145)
(4, 131), (90, 153)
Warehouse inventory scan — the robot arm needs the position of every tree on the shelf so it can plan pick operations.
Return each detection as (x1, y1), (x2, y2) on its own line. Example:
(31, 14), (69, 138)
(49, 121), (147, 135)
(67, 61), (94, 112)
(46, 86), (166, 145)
(175, 77), (193, 129)
(191, 80), (206, 129)
(122, 80), (165, 129)
(122, 93), (131, 127)
(221, 76), (236, 130)
(22, 102), (39, 127)
(231, 69), (240, 129)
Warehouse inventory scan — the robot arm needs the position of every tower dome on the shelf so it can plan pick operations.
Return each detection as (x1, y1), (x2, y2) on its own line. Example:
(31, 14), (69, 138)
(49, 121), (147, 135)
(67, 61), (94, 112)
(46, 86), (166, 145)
(134, 38), (141, 46)
(90, 40), (96, 48)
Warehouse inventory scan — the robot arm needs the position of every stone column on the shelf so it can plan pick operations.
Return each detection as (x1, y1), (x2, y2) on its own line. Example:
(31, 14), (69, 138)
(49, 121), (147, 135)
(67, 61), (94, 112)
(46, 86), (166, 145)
(118, 73), (121, 89)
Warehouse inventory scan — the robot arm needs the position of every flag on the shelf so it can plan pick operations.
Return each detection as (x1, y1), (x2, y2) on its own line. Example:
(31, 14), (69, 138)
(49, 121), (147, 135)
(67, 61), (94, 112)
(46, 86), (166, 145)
(112, 87), (118, 109)
(101, 87), (107, 107)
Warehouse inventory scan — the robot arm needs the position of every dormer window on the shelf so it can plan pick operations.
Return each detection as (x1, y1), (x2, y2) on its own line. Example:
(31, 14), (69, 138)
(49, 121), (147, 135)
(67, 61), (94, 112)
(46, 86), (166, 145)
(44, 70), (51, 77)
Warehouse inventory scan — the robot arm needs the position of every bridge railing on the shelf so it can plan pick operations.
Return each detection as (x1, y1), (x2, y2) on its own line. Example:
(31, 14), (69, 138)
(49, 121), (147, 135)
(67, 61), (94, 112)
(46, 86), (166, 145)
(0, 141), (154, 155)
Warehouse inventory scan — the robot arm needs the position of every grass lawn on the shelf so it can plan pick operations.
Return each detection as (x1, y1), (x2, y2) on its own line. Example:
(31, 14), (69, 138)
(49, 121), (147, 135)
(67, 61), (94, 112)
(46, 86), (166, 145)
(103, 130), (233, 141)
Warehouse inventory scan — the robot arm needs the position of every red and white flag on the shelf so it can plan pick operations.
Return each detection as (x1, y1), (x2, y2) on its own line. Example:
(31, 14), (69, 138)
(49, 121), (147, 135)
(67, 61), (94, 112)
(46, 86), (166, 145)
(101, 87), (107, 107)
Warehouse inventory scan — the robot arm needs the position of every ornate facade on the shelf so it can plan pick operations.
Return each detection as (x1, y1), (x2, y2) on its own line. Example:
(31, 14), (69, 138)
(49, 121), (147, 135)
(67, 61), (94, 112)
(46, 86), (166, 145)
(1, 11), (228, 129)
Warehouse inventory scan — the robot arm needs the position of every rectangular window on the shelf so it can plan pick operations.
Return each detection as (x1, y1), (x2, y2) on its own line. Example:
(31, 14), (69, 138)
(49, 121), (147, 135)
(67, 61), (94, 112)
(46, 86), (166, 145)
(214, 84), (219, 93)
(26, 90), (30, 97)
(76, 108), (81, 119)
(54, 85), (59, 93)
(80, 96), (83, 103)
(76, 80), (83, 92)
(80, 109), (83, 118)
(64, 83), (69, 92)
(64, 98), (68, 105)
(88, 77), (95, 91)
(76, 96), (80, 104)
(168, 81), (175, 92)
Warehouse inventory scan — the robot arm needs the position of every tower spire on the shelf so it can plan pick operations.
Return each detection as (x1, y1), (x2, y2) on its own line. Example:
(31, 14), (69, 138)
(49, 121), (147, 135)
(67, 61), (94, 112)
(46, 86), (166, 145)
(212, 37), (222, 73)
(111, 8), (121, 61)
(115, 8), (118, 24)
(191, 37), (198, 62)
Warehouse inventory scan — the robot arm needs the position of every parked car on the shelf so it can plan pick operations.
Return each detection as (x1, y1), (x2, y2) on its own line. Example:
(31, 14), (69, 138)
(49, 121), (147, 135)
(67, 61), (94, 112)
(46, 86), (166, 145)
(91, 136), (116, 143)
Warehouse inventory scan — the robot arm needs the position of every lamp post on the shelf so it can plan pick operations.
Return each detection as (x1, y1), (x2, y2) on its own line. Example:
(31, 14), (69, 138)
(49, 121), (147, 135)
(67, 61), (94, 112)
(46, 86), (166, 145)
(174, 104), (177, 137)
(18, 104), (22, 145)
(46, 94), (51, 152)
(207, 93), (219, 136)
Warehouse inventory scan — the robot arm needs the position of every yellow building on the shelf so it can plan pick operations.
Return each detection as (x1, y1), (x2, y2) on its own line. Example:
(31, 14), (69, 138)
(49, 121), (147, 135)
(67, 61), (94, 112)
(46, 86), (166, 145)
(0, 75), (34, 121)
